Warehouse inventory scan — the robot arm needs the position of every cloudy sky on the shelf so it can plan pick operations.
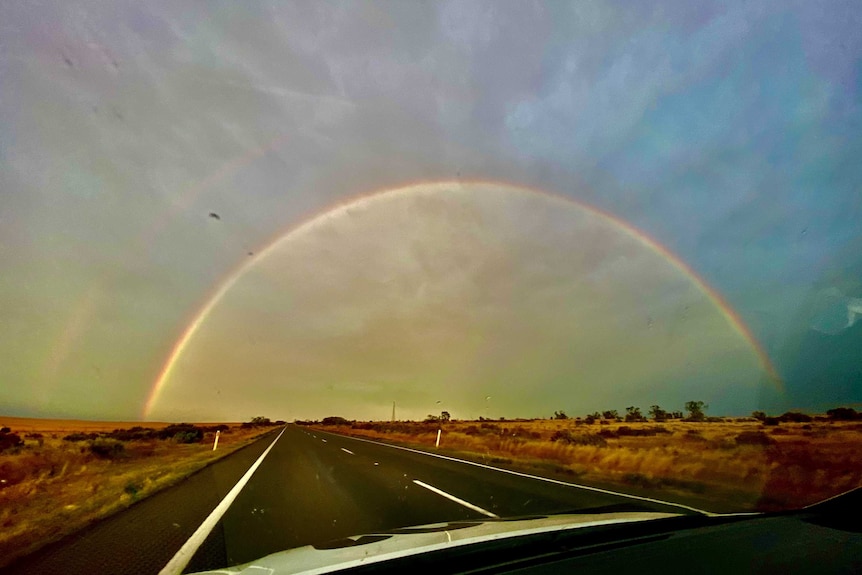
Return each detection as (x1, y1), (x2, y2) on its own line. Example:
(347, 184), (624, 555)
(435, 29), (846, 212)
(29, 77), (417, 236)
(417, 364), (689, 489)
(1, 1), (860, 421)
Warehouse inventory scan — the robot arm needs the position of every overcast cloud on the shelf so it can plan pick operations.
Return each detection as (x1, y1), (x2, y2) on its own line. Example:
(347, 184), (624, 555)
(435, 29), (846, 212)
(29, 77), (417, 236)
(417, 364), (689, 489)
(1, 1), (859, 420)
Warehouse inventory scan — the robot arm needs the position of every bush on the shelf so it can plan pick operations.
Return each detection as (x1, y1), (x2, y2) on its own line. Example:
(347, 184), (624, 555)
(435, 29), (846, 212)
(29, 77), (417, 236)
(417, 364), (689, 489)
(107, 427), (158, 441)
(735, 431), (774, 446)
(64, 432), (98, 442)
(826, 407), (859, 421)
(174, 430), (203, 444)
(321, 416), (350, 426)
(779, 411), (812, 423)
(550, 430), (607, 447)
(0, 432), (23, 452)
(616, 426), (668, 437)
(762, 417), (780, 426)
(511, 426), (541, 439)
(683, 429), (707, 442)
(89, 438), (125, 459)
(124, 483), (141, 499)
(159, 424), (204, 442)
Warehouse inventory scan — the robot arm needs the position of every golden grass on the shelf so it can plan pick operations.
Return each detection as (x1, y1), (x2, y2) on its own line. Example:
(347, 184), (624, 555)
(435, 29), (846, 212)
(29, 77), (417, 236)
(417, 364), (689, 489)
(0, 417), (273, 568)
(310, 418), (862, 512)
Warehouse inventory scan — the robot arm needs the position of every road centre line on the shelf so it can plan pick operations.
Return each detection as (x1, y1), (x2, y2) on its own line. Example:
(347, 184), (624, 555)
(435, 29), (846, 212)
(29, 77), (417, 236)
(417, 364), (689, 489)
(413, 479), (499, 518)
(158, 428), (286, 575)
(312, 429), (710, 516)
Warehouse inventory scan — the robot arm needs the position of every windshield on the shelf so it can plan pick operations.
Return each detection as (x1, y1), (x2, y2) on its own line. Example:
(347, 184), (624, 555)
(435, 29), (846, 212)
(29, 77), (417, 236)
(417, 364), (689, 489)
(1, 2), (860, 574)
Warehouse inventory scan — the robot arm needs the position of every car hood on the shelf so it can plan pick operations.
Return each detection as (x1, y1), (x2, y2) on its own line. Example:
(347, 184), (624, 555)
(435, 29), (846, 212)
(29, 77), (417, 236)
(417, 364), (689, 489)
(191, 511), (681, 575)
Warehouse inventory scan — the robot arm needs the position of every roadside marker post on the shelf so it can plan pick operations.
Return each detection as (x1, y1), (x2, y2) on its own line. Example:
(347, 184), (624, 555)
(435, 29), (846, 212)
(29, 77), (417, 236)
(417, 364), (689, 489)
(212, 430), (220, 451)
(435, 428), (441, 448)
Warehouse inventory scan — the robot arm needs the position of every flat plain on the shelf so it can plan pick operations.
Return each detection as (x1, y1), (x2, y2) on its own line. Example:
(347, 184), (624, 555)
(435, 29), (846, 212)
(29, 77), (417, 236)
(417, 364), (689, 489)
(0, 416), (275, 568)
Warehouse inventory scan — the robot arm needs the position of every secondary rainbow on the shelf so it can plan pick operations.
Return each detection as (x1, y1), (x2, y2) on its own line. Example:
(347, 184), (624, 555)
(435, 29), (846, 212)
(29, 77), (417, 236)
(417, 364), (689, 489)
(143, 180), (781, 418)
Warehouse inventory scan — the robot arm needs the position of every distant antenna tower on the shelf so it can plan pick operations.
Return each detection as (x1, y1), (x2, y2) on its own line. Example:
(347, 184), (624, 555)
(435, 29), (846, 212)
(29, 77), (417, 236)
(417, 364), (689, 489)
(392, 401), (396, 422)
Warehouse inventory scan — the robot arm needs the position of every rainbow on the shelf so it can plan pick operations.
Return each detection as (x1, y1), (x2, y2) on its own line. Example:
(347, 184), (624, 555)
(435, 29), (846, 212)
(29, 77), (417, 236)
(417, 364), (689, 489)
(142, 180), (781, 418)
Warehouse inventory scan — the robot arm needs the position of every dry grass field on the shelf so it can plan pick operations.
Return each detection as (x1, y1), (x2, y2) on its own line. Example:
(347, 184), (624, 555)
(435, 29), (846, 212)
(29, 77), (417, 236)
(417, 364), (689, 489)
(308, 416), (862, 513)
(0, 416), (278, 568)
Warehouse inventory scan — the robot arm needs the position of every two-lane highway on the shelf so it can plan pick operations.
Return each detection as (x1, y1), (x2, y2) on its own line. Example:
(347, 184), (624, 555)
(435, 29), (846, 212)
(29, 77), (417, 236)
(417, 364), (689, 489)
(6, 426), (701, 575)
(183, 426), (698, 572)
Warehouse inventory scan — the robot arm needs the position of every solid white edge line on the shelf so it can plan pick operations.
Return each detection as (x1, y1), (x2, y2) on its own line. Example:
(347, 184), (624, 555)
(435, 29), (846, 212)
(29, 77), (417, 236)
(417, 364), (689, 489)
(158, 428), (286, 575)
(340, 447), (354, 455)
(313, 429), (714, 516)
(413, 479), (499, 518)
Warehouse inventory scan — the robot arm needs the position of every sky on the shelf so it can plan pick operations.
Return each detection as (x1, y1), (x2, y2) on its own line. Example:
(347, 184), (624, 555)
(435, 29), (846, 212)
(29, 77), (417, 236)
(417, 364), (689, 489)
(1, 1), (860, 421)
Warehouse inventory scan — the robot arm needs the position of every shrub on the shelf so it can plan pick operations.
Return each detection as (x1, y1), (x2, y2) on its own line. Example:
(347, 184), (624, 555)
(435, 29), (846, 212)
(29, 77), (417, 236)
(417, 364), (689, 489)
(64, 432), (98, 442)
(0, 432), (23, 452)
(124, 483), (141, 498)
(511, 426), (541, 439)
(683, 430), (707, 442)
(320, 416), (350, 426)
(762, 417), (780, 426)
(550, 430), (607, 447)
(826, 407), (859, 421)
(735, 431), (774, 446)
(174, 430), (202, 444)
(159, 424), (204, 441)
(617, 426), (667, 437)
(107, 427), (157, 441)
(89, 438), (125, 459)
(779, 411), (812, 423)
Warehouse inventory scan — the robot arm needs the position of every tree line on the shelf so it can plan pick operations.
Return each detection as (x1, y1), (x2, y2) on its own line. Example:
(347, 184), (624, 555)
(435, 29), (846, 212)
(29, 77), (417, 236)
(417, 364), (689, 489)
(554, 400), (708, 423)
(553, 403), (862, 424)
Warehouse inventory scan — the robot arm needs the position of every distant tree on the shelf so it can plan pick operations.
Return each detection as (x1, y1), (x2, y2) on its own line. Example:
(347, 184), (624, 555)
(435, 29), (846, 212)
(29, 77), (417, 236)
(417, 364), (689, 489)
(670, 411), (684, 419)
(553, 410), (569, 420)
(584, 415), (597, 424)
(685, 401), (708, 422)
(249, 416), (272, 426)
(321, 416), (350, 426)
(602, 410), (619, 420)
(751, 410), (767, 421)
(649, 405), (668, 421)
(826, 407), (859, 421)
(588, 412), (602, 420)
(424, 414), (439, 424)
(440, 411), (451, 422)
(625, 406), (645, 422)
(779, 411), (812, 423)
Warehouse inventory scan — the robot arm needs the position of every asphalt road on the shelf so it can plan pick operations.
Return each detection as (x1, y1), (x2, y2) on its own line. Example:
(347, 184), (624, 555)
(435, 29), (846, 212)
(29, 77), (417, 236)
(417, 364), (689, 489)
(5, 426), (698, 575)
